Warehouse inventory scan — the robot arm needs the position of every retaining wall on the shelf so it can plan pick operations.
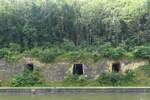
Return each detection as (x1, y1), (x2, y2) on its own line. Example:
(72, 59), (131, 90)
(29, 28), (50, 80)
(0, 87), (149, 95)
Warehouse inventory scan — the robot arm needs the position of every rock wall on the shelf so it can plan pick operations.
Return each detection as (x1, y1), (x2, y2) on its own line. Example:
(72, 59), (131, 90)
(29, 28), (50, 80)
(0, 58), (149, 82)
(107, 59), (149, 72)
(0, 60), (23, 81)
(42, 63), (70, 82)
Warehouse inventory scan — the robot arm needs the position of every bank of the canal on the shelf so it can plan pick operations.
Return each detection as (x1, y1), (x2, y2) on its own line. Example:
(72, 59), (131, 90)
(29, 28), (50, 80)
(0, 87), (150, 95)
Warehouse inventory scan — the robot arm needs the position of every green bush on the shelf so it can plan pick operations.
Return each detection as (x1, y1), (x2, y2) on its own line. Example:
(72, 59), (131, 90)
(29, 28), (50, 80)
(8, 43), (22, 52)
(39, 49), (59, 63)
(91, 52), (101, 62)
(60, 39), (76, 51)
(63, 74), (88, 86)
(97, 70), (136, 86)
(97, 72), (122, 86)
(0, 48), (22, 62)
(26, 48), (41, 57)
(59, 51), (89, 62)
(11, 69), (44, 87)
(133, 46), (150, 59)
(23, 43), (129, 62)
(0, 49), (7, 59)
(123, 70), (136, 82)
(27, 48), (62, 63)
(102, 47), (126, 59)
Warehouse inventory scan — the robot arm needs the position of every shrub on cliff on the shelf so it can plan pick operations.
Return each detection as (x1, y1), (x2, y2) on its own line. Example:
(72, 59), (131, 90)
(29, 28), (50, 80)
(10, 69), (44, 87)
(133, 46), (150, 59)
(0, 48), (22, 62)
(63, 74), (88, 86)
(97, 70), (136, 86)
(26, 48), (62, 63)
(102, 47), (126, 59)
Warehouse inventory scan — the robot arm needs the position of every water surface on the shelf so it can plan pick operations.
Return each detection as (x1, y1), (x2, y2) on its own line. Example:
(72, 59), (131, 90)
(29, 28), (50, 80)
(0, 93), (149, 100)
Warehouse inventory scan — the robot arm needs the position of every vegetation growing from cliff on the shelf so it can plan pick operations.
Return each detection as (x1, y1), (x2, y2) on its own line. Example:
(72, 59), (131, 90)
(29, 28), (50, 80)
(0, 0), (150, 86)
(1, 44), (150, 63)
(43, 65), (150, 87)
(96, 70), (137, 86)
(10, 68), (45, 87)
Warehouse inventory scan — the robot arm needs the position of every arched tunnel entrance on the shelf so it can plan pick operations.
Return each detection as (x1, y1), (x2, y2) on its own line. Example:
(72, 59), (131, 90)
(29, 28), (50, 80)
(73, 64), (84, 75)
(26, 63), (34, 71)
(112, 62), (121, 72)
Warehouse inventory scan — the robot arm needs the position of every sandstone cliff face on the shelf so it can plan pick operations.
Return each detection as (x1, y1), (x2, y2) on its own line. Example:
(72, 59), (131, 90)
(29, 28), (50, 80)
(0, 58), (148, 82)
(107, 59), (149, 73)
(0, 60), (23, 81)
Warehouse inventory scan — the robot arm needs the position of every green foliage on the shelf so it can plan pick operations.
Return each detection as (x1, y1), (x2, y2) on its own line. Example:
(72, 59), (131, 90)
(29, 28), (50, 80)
(62, 70), (136, 86)
(26, 48), (62, 63)
(133, 46), (150, 59)
(60, 39), (76, 51)
(63, 73), (88, 86)
(38, 49), (61, 63)
(23, 43), (147, 63)
(102, 47), (126, 59)
(0, 48), (22, 62)
(97, 70), (136, 86)
(134, 64), (150, 86)
(0, 0), (149, 49)
(8, 43), (22, 52)
(97, 72), (121, 86)
(0, 49), (7, 59)
(137, 64), (150, 77)
(60, 51), (89, 62)
(11, 69), (44, 87)
(122, 70), (137, 86)
(0, 0), (150, 87)
(0, 0), (149, 62)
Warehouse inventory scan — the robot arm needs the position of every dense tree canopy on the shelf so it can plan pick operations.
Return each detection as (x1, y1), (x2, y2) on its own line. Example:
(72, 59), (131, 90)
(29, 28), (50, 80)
(0, 0), (149, 49)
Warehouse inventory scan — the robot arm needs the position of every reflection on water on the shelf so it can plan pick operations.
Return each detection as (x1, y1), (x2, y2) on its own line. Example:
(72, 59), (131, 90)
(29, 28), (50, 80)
(0, 93), (149, 100)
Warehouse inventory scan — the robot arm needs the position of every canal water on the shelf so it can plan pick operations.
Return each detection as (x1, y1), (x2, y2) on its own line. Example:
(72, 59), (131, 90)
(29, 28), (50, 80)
(0, 93), (149, 100)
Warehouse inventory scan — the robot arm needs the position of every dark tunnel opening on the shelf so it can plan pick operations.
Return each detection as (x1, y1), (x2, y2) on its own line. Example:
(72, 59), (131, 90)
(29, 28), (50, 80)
(112, 62), (121, 72)
(26, 63), (34, 71)
(73, 64), (84, 75)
